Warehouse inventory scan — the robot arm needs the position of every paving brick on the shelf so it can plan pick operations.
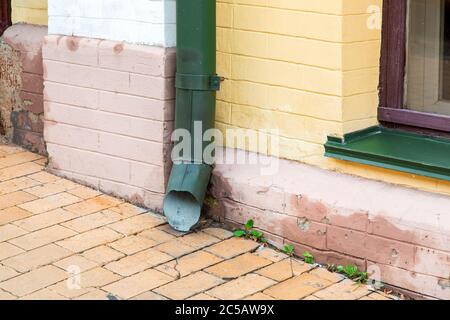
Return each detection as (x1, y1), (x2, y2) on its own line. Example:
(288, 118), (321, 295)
(28, 172), (60, 184)
(202, 227), (234, 240)
(314, 279), (370, 300)
(0, 145), (23, 155)
(108, 236), (157, 255)
(0, 290), (16, 300)
(79, 267), (122, 287)
(103, 269), (174, 300)
(0, 207), (33, 225)
(256, 258), (313, 282)
(53, 255), (99, 273)
(105, 248), (173, 276)
(13, 208), (79, 232)
(109, 203), (147, 217)
(20, 288), (67, 300)
(64, 195), (122, 215)
(155, 239), (197, 258)
(67, 187), (102, 200)
(62, 210), (123, 233)
(155, 271), (224, 300)
(156, 251), (223, 278)
(0, 191), (37, 210)
(0, 162), (42, 181)
(253, 247), (288, 262)
(0, 177), (40, 195)
(18, 193), (81, 214)
(0, 265), (67, 297)
(205, 238), (260, 259)
(263, 273), (333, 300)
(108, 213), (166, 235)
(206, 253), (272, 279)
(188, 293), (218, 300)
(179, 232), (221, 249)
(2, 244), (72, 273)
(47, 280), (89, 299)
(56, 228), (122, 253)
(0, 242), (25, 260)
(244, 293), (276, 300)
(208, 274), (276, 300)
(74, 289), (110, 300)
(132, 291), (168, 300)
(49, 267), (122, 298)
(0, 224), (27, 242)
(24, 180), (78, 198)
(82, 246), (125, 265)
(139, 229), (176, 244)
(0, 265), (19, 282)
(310, 267), (345, 283)
(9, 225), (77, 250)
(0, 152), (43, 169)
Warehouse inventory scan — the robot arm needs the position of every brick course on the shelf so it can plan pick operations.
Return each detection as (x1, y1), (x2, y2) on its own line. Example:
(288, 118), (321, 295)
(42, 35), (175, 212)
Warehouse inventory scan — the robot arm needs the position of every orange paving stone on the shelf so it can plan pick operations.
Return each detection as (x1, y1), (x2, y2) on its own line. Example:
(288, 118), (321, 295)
(61, 210), (123, 233)
(102, 269), (174, 300)
(0, 177), (40, 195)
(9, 225), (77, 250)
(205, 253), (272, 279)
(108, 213), (166, 235)
(205, 237), (261, 259)
(263, 273), (333, 300)
(208, 274), (277, 300)
(2, 244), (72, 273)
(0, 242), (25, 260)
(313, 279), (371, 300)
(154, 271), (224, 300)
(0, 265), (67, 297)
(0, 207), (33, 225)
(156, 250), (223, 278)
(56, 227), (121, 253)
(108, 235), (157, 255)
(256, 258), (313, 282)
(104, 248), (173, 277)
(18, 193), (81, 214)
(82, 246), (125, 265)
(64, 195), (122, 216)
(155, 239), (197, 258)
(0, 145), (396, 301)
(0, 191), (37, 210)
(13, 208), (79, 232)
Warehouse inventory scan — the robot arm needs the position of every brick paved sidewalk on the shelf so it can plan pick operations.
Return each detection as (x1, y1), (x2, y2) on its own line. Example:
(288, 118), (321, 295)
(0, 144), (396, 300)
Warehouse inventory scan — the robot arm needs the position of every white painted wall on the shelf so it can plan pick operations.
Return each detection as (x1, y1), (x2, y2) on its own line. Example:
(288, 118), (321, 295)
(48, 0), (176, 47)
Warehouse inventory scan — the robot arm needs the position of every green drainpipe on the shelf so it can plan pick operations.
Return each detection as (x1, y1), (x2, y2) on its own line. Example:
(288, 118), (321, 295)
(164, 0), (221, 232)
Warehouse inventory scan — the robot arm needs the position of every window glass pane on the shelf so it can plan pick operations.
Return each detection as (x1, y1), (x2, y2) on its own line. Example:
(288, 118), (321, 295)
(406, 0), (450, 116)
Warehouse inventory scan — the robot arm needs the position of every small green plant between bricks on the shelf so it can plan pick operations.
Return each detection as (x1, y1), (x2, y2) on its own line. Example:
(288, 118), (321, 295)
(234, 219), (369, 284)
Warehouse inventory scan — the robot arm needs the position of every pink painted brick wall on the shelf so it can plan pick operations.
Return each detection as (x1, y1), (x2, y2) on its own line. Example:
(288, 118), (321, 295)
(43, 35), (175, 211)
(207, 148), (450, 299)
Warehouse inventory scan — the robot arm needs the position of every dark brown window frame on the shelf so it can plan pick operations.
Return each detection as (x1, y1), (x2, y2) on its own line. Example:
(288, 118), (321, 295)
(379, 0), (450, 133)
(0, 0), (11, 36)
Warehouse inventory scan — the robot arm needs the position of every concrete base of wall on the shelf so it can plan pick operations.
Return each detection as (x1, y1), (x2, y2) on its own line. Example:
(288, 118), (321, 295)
(42, 35), (175, 212)
(206, 148), (450, 299)
(0, 24), (47, 154)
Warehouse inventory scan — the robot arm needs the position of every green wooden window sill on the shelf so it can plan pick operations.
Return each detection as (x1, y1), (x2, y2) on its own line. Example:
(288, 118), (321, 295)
(324, 126), (450, 182)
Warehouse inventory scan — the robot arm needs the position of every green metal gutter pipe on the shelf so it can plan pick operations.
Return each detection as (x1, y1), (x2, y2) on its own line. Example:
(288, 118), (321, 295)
(164, 0), (221, 232)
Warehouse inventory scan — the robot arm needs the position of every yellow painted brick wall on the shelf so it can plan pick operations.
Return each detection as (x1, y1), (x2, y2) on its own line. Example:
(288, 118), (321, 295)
(216, 0), (450, 196)
(12, 0), (48, 26)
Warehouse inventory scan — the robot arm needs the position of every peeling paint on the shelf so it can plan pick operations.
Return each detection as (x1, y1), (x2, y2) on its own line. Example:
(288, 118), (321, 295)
(0, 39), (22, 139)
